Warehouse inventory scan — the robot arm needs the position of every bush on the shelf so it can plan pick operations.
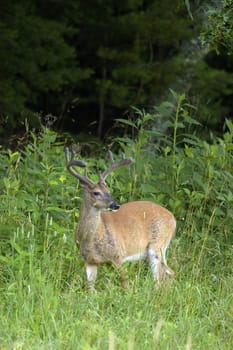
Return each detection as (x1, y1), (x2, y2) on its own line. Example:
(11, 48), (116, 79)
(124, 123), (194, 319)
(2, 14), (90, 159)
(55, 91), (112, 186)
(0, 95), (232, 348)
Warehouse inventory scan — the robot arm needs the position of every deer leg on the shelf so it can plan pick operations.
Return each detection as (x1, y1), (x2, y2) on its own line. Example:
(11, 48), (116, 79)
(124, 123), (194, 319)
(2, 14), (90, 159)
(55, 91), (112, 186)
(149, 245), (174, 288)
(161, 245), (175, 277)
(85, 263), (97, 292)
(148, 246), (161, 284)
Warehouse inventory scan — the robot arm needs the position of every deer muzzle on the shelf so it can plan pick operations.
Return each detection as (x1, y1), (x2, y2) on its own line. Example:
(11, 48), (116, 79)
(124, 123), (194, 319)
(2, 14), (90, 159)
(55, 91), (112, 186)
(109, 200), (120, 210)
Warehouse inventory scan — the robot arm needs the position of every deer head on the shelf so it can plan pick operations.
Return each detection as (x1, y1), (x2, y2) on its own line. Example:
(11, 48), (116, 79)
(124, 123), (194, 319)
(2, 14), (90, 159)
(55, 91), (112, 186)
(65, 147), (132, 211)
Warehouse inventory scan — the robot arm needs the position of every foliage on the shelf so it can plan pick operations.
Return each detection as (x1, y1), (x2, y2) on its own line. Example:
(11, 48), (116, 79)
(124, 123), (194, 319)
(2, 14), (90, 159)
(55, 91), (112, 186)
(184, 0), (233, 133)
(0, 97), (232, 348)
(114, 93), (233, 243)
(188, 58), (233, 132)
(0, 0), (198, 140)
(0, 1), (91, 134)
(1, 1), (233, 140)
(200, 0), (233, 54)
(74, 0), (191, 137)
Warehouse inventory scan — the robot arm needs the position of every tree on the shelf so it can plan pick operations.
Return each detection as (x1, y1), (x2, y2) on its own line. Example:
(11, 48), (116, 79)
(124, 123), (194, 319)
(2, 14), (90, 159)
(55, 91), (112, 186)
(185, 0), (233, 133)
(71, 0), (192, 138)
(200, 0), (233, 54)
(0, 1), (90, 137)
(1, 0), (232, 142)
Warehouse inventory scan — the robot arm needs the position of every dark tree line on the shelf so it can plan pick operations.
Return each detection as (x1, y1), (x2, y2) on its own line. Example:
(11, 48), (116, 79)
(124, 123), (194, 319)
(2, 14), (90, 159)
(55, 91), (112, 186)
(0, 0), (233, 142)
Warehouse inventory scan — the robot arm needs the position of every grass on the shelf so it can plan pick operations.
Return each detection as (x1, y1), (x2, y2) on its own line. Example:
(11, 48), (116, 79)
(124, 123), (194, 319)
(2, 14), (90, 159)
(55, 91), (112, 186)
(0, 231), (232, 350)
(0, 208), (232, 349)
(0, 117), (233, 349)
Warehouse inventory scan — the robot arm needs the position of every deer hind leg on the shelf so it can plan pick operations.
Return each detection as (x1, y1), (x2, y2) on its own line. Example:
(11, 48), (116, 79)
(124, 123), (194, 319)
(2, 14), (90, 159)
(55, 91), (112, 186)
(148, 245), (173, 287)
(148, 246), (162, 286)
(85, 263), (98, 292)
(161, 244), (174, 277)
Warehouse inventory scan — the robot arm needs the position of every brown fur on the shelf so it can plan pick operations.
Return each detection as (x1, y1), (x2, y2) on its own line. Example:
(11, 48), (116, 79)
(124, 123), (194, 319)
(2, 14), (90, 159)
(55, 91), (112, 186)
(65, 149), (176, 291)
(76, 185), (176, 290)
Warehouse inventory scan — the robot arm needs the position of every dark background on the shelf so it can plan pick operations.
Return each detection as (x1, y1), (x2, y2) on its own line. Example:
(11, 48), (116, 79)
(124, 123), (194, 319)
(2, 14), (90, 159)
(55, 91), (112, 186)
(0, 0), (232, 145)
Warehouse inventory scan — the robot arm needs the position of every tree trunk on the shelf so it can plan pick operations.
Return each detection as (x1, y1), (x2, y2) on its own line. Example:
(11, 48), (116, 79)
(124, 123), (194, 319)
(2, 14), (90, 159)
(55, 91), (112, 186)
(98, 95), (105, 139)
(97, 65), (107, 139)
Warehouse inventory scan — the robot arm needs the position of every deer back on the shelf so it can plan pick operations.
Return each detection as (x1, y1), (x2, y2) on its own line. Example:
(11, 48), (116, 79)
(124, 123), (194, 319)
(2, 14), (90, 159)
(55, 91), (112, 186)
(100, 201), (176, 256)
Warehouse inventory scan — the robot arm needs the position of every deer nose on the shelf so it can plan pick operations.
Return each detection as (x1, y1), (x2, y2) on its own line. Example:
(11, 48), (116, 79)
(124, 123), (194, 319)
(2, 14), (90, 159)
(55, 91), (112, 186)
(109, 201), (120, 210)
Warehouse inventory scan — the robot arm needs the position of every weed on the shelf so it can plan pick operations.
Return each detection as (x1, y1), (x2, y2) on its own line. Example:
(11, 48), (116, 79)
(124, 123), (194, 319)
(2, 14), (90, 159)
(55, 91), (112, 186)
(0, 98), (232, 349)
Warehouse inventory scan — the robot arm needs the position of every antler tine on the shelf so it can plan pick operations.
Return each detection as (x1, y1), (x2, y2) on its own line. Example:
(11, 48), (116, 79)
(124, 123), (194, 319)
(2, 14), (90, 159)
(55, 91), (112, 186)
(109, 150), (132, 163)
(65, 147), (94, 188)
(108, 150), (114, 163)
(65, 146), (70, 164)
(99, 151), (133, 183)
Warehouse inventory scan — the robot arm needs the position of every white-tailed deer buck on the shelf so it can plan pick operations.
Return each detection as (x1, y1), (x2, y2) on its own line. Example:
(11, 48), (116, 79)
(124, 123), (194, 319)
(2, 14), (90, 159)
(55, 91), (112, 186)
(65, 147), (176, 290)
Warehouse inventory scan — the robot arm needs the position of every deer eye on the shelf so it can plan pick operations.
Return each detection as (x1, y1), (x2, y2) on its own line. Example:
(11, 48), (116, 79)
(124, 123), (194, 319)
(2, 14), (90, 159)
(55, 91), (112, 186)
(93, 191), (101, 197)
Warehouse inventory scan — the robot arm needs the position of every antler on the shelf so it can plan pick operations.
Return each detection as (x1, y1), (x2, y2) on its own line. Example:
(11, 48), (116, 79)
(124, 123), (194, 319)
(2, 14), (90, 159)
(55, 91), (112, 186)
(99, 151), (133, 184)
(65, 147), (95, 188)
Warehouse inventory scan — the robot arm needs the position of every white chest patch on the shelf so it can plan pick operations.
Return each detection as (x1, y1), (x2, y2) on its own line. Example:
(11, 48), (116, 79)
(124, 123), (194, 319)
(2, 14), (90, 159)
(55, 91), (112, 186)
(122, 250), (148, 263)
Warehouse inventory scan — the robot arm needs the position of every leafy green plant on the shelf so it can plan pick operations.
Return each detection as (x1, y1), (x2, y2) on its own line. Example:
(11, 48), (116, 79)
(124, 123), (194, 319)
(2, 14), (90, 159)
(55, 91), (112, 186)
(0, 103), (233, 349)
(200, 0), (233, 54)
(114, 92), (200, 207)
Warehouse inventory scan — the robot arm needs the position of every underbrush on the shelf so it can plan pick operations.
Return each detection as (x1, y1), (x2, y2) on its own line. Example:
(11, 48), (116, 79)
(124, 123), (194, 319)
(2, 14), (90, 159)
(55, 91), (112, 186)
(0, 95), (232, 349)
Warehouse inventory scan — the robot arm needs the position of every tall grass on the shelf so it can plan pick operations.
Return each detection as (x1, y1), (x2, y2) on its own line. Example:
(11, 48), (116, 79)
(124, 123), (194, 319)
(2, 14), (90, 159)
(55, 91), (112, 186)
(0, 96), (232, 349)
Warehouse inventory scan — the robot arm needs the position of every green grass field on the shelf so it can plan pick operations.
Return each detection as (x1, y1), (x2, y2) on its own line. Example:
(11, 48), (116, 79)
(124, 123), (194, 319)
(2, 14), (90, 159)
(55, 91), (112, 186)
(0, 118), (232, 349)
(0, 229), (232, 350)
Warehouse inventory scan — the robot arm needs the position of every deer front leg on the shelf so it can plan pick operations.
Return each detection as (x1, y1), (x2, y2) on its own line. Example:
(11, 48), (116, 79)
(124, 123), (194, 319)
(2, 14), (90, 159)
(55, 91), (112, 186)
(85, 263), (98, 292)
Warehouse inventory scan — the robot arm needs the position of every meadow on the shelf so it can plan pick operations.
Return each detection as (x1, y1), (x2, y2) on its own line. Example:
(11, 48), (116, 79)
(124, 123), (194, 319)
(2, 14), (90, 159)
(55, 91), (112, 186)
(0, 97), (232, 349)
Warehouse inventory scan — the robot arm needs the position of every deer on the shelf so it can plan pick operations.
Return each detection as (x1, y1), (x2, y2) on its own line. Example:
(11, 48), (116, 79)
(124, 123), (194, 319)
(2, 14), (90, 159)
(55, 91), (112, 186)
(65, 147), (176, 291)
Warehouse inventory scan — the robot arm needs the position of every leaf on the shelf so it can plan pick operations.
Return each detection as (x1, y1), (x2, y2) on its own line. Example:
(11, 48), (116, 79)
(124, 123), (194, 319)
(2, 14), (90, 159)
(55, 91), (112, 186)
(170, 89), (185, 102)
(225, 119), (233, 133)
(154, 101), (174, 115)
(176, 122), (185, 128)
(183, 137), (200, 146)
(11, 242), (31, 257)
(49, 180), (58, 186)
(115, 118), (137, 128)
(183, 115), (202, 126)
(184, 145), (194, 158)
(46, 206), (66, 213)
(169, 89), (178, 100)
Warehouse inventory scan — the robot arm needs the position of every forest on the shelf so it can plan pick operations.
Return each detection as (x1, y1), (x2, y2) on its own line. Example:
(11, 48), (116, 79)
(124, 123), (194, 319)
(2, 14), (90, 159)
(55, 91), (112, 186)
(0, 0), (233, 142)
(0, 1), (233, 349)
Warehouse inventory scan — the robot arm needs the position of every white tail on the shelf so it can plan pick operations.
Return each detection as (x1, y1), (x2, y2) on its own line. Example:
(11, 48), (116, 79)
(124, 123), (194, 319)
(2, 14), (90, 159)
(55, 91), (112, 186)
(65, 148), (176, 290)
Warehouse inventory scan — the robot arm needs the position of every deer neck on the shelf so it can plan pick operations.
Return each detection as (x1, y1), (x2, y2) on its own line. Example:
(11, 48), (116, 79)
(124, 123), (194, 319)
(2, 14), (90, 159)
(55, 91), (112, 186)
(77, 193), (103, 240)
(76, 194), (106, 263)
